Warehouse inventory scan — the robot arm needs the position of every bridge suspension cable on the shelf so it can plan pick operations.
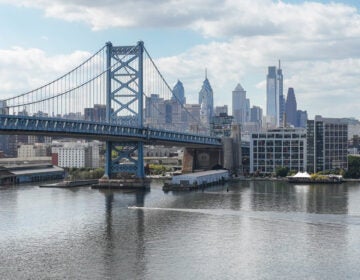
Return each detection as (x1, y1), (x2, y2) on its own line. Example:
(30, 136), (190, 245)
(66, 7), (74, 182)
(142, 46), (207, 134)
(1, 42), (210, 135)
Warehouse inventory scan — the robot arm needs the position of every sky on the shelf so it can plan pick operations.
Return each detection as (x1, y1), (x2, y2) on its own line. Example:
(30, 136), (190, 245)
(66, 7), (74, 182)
(0, 0), (360, 119)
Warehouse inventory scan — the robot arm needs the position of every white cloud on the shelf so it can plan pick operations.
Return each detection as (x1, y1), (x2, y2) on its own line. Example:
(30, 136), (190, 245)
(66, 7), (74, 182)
(1, 0), (360, 118)
(0, 47), (90, 98)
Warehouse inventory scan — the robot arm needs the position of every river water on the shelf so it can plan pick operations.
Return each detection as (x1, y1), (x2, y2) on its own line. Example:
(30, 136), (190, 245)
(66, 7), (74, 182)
(1, 180), (360, 279)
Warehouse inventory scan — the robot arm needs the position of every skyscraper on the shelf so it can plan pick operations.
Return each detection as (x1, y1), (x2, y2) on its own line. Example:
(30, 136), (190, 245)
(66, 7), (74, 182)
(232, 83), (247, 124)
(266, 61), (283, 127)
(296, 110), (308, 128)
(277, 61), (284, 125)
(285, 87), (297, 126)
(198, 72), (214, 128)
(171, 80), (186, 105)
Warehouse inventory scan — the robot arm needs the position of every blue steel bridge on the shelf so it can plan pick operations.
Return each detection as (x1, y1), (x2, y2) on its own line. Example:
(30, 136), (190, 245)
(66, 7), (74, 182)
(0, 42), (221, 179)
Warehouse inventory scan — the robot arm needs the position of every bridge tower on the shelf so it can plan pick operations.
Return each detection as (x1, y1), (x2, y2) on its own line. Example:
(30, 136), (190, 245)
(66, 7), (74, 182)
(104, 41), (145, 179)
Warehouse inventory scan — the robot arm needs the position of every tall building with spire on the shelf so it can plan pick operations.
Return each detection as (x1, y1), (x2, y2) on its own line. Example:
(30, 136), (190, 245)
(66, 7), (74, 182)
(285, 87), (297, 127)
(198, 70), (214, 128)
(266, 61), (284, 127)
(171, 80), (186, 105)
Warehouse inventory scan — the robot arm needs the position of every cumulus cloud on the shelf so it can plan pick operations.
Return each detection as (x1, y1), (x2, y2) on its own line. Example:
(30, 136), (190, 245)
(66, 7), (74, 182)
(1, 0), (360, 118)
(2, 0), (360, 39)
(0, 47), (90, 98)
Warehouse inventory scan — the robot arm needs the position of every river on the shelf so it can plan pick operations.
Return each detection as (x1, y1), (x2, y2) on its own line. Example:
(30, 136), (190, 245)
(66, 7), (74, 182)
(1, 180), (360, 279)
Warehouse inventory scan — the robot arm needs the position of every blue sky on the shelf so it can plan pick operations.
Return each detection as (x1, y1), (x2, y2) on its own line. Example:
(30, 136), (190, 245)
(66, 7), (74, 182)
(0, 0), (360, 119)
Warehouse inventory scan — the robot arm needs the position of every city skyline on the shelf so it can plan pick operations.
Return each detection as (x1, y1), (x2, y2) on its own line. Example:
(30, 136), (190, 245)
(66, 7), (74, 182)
(0, 0), (360, 119)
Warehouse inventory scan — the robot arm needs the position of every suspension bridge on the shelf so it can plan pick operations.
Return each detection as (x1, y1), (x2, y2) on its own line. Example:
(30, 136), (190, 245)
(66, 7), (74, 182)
(0, 41), (222, 181)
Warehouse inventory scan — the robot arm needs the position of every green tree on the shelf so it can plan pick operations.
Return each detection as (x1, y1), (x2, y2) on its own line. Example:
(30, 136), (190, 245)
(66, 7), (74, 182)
(275, 166), (289, 177)
(345, 155), (360, 178)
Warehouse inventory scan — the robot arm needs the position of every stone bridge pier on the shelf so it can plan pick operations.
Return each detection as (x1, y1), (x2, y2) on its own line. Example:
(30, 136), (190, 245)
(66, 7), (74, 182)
(182, 124), (242, 175)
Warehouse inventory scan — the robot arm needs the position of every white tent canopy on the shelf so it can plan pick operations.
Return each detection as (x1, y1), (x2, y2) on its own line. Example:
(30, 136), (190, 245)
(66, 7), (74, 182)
(292, 172), (311, 178)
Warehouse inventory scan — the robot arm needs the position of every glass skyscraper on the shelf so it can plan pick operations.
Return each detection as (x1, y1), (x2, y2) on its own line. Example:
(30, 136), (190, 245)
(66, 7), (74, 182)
(285, 87), (297, 126)
(171, 80), (186, 105)
(266, 61), (284, 127)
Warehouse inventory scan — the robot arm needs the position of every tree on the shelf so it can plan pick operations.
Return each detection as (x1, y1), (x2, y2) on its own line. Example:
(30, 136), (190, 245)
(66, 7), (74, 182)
(275, 166), (289, 177)
(345, 155), (360, 178)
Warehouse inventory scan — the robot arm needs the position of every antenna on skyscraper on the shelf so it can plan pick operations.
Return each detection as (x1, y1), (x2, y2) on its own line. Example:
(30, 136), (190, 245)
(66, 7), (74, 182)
(278, 59), (281, 69)
(205, 68), (207, 79)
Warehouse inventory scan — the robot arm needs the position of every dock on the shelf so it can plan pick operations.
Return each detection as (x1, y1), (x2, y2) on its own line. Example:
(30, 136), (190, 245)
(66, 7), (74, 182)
(92, 177), (150, 190)
(163, 170), (229, 191)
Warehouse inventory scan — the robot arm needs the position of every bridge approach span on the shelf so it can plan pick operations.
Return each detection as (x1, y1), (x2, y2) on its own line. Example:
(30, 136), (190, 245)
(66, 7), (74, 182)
(0, 115), (221, 148)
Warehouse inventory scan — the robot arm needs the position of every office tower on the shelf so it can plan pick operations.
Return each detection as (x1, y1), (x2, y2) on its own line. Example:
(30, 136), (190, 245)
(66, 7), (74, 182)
(266, 61), (283, 127)
(184, 104), (201, 128)
(232, 83), (247, 124)
(296, 110), (308, 128)
(198, 72), (214, 128)
(250, 106), (263, 126)
(307, 116), (348, 173)
(145, 94), (165, 128)
(285, 87), (297, 126)
(84, 104), (106, 122)
(171, 80), (186, 105)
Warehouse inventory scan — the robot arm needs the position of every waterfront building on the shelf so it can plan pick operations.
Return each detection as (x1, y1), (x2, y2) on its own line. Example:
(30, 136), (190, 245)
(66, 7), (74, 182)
(307, 116), (348, 173)
(0, 164), (64, 184)
(250, 128), (307, 174)
(285, 88), (297, 127)
(266, 61), (284, 127)
(232, 83), (247, 124)
(171, 80), (186, 105)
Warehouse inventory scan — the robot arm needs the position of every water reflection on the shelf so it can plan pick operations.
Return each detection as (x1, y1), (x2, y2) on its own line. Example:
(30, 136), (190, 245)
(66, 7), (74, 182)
(99, 189), (148, 279)
(0, 181), (359, 279)
(249, 181), (348, 214)
(306, 184), (348, 214)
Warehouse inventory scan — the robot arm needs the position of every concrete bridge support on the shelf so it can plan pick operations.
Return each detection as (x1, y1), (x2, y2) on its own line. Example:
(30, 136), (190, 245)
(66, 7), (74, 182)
(182, 124), (242, 175)
(182, 147), (222, 173)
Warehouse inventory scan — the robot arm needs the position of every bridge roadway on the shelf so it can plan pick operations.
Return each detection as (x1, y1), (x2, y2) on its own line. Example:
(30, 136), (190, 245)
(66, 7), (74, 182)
(0, 115), (221, 148)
